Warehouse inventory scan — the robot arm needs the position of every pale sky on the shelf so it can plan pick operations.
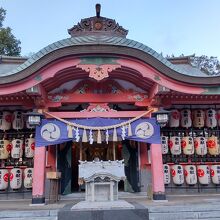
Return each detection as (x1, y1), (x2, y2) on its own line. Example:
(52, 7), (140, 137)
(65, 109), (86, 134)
(1, 0), (220, 59)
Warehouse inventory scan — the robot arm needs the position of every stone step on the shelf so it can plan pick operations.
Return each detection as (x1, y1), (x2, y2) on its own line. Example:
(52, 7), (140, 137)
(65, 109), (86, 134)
(149, 210), (220, 220)
(1, 209), (220, 220)
(0, 218), (57, 220)
(0, 210), (57, 219)
(1, 202), (220, 220)
(149, 205), (220, 213)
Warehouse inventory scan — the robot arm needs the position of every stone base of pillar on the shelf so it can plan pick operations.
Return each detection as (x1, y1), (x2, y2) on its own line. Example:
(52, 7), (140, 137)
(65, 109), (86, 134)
(152, 192), (166, 200)
(31, 196), (45, 205)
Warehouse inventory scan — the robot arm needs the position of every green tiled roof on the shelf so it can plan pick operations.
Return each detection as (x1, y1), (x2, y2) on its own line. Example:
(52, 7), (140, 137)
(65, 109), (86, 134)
(0, 35), (210, 78)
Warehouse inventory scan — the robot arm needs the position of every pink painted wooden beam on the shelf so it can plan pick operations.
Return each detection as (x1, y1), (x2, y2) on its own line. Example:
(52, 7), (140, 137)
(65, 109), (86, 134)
(45, 111), (150, 118)
(117, 59), (205, 94)
(47, 93), (150, 106)
(161, 95), (220, 106)
(148, 83), (159, 100)
(0, 101), (34, 108)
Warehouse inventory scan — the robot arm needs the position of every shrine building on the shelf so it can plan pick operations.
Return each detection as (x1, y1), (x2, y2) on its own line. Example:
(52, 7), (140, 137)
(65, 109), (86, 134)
(0, 4), (220, 204)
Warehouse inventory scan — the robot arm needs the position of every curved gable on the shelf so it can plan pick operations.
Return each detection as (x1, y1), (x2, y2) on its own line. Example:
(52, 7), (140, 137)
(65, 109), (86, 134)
(0, 35), (219, 86)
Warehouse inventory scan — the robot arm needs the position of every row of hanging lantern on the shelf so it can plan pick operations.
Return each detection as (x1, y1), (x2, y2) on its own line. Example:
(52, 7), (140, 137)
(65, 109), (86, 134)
(164, 164), (220, 186)
(0, 137), (35, 160)
(161, 135), (220, 156)
(0, 111), (35, 131)
(0, 168), (33, 190)
(168, 109), (220, 128)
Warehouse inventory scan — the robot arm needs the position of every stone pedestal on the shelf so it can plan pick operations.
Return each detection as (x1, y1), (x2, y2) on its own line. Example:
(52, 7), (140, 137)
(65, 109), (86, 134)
(58, 202), (149, 220)
(58, 160), (149, 220)
(71, 200), (135, 210)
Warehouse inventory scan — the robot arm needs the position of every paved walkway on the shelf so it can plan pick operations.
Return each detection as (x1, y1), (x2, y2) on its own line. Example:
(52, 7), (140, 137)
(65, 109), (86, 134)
(0, 193), (220, 219)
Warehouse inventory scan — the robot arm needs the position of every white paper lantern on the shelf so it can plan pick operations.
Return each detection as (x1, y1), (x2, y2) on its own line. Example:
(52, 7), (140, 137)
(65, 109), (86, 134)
(194, 137), (207, 156)
(10, 168), (22, 190)
(169, 109), (180, 128)
(163, 164), (171, 184)
(207, 136), (220, 156)
(11, 139), (23, 159)
(205, 109), (217, 128)
(24, 168), (33, 189)
(12, 111), (24, 130)
(181, 136), (194, 155)
(25, 138), (35, 158)
(0, 111), (12, 131)
(193, 110), (205, 128)
(0, 139), (11, 159)
(197, 165), (210, 185)
(180, 109), (192, 128)
(184, 165), (197, 185)
(169, 136), (181, 155)
(161, 136), (169, 154)
(171, 165), (184, 185)
(0, 169), (9, 190)
(210, 165), (220, 185)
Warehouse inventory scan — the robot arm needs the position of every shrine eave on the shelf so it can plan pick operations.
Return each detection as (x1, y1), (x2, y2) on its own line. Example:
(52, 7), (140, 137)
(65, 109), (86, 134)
(0, 35), (220, 86)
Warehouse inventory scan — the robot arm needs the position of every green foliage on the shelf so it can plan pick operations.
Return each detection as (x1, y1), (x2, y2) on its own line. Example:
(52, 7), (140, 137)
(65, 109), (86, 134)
(0, 7), (21, 56)
(0, 7), (6, 28)
(191, 55), (220, 75)
(166, 53), (220, 75)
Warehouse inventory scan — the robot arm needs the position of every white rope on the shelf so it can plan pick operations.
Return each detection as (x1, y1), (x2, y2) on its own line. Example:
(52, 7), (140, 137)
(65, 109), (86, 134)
(43, 108), (153, 130)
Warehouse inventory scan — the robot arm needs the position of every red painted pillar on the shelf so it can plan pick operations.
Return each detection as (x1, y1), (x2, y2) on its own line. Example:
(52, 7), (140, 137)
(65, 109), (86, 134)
(32, 146), (46, 204)
(150, 143), (166, 200)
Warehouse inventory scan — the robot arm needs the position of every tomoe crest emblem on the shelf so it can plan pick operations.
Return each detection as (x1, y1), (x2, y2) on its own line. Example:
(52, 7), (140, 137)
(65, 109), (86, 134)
(41, 123), (61, 142)
(135, 122), (154, 139)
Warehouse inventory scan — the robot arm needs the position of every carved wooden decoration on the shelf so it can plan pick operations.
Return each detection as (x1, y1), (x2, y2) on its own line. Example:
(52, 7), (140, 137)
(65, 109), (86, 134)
(81, 103), (117, 112)
(77, 64), (121, 81)
(68, 4), (128, 38)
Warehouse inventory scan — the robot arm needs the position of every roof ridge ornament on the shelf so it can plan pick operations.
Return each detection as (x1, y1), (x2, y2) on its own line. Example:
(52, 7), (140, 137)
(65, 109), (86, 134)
(68, 4), (128, 38)
(96, 3), (101, 18)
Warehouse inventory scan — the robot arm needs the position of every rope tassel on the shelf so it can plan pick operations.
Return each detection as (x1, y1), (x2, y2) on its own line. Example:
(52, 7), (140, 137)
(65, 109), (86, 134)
(89, 130), (94, 144)
(97, 129), (102, 144)
(44, 109), (153, 133)
(67, 125), (73, 138)
(113, 127), (118, 142)
(82, 129), (88, 142)
(75, 127), (80, 142)
(128, 123), (132, 136)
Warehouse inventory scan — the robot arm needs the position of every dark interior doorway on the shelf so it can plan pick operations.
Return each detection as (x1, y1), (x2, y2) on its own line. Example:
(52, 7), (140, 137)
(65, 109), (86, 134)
(58, 140), (140, 194)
